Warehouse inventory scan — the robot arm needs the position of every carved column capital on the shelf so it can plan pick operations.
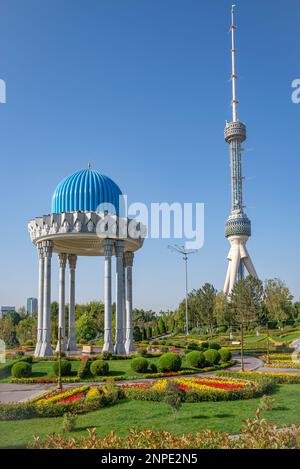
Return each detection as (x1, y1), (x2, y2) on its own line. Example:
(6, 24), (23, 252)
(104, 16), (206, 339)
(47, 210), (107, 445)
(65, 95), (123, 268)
(42, 240), (53, 258)
(68, 254), (77, 270)
(115, 240), (124, 257)
(104, 239), (114, 257)
(124, 251), (134, 268)
(58, 253), (67, 269)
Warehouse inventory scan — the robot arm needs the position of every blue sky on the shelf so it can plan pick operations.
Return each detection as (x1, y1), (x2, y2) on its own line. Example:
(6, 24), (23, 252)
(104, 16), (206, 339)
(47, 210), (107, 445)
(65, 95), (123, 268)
(0, 0), (299, 311)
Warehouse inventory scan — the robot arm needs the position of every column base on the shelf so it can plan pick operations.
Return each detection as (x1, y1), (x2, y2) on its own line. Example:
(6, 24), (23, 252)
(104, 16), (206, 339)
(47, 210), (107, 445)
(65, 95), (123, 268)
(34, 341), (42, 357)
(67, 338), (77, 352)
(39, 341), (53, 357)
(125, 339), (135, 355)
(55, 340), (66, 353)
(114, 342), (126, 355)
(102, 342), (114, 353)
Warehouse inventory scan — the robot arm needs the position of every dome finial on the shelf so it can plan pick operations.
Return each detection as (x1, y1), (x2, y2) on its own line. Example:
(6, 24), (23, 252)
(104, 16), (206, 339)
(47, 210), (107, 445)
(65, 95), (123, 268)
(88, 162), (92, 170)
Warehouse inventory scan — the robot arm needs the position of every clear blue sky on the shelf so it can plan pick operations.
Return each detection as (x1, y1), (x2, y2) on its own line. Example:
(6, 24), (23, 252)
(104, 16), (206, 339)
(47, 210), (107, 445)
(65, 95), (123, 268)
(0, 0), (299, 311)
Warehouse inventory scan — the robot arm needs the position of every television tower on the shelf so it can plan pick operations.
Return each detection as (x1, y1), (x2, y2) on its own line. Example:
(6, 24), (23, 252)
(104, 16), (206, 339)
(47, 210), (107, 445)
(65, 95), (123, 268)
(223, 5), (258, 295)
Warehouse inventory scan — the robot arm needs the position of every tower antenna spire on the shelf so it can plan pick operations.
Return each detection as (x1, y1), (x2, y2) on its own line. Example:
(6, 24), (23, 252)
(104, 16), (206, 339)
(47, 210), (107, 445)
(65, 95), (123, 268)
(230, 4), (238, 122)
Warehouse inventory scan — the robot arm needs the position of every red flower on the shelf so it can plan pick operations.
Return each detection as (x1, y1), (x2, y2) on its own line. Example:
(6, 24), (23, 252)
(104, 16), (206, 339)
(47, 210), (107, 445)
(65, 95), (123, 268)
(57, 392), (85, 404)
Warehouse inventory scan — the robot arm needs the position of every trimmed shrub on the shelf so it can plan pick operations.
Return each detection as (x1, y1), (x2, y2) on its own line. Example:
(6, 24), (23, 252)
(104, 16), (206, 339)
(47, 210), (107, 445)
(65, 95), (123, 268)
(11, 362), (32, 378)
(209, 342), (221, 350)
(149, 363), (158, 373)
(219, 348), (232, 362)
(131, 357), (149, 373)
(157, 353), (182, 372)
(62, 412), (77, 432)
(77, 358), (91, 379)
(15, 351), (25, 359)
(53, 360), (72, 377)
(25, 340), (34, 346)
(201, 342), (209, 349)
(90, 360), (109, 376)
(101, 351), (112, 360)
(187, 342), (199, 351)
(160, 346), (169, 353)
(138, 348), (148, 357)
(186, 351), (206, 369)
(203, 349), (220, 366)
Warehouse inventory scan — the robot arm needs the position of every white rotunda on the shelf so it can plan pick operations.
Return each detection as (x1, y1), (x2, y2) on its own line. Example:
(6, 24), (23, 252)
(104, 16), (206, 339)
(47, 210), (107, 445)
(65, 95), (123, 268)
(28, 167), (145, 357)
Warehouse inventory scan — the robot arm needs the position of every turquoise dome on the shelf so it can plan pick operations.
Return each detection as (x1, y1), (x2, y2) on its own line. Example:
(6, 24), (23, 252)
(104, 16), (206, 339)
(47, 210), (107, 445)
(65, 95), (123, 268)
(51, 169), (122, 215)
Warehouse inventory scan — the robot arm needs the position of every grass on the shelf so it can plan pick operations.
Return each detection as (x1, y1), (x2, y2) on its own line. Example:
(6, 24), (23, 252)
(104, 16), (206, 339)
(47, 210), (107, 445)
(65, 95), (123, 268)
(0, 356), (198, 383)
(0, 384), (299, 448)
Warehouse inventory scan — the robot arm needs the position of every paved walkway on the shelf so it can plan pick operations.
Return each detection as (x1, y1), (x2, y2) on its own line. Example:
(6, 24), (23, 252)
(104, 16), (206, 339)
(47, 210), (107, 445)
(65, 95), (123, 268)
(0, 383), (53, 404)
(0, 354), (299, 403)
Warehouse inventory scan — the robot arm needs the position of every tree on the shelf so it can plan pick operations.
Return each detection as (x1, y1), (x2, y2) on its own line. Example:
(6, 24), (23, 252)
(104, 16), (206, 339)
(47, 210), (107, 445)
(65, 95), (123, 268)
(214, 292), (230, 326)
(264, 279), (294, 327)
(230, 276), (264, 371)
(133, 326), (142, 342)
(16, 317), (37, 345)
(0, 317), (19, 347)
(198, 283), (217, 336)
(230, 276), (264, 328)
(75, 312), (97, 343)
(5, 311), (21, 326)
(157, 317), (167, 335)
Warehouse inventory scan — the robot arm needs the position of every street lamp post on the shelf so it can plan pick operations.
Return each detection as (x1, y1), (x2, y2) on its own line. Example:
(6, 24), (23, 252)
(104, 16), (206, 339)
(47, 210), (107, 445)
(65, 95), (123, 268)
(168, 245), (199, 336)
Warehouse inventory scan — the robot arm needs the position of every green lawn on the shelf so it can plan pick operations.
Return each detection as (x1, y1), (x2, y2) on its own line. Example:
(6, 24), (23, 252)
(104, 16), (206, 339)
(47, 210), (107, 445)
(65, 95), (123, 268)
(0, 384), (299, 448)
(0, 356), (197, 383)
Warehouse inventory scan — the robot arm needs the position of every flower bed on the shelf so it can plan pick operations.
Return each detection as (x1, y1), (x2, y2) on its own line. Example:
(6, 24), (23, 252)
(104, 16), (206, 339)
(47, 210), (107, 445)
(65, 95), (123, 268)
(33, 385), (90, 405)
(122, 376), (266, 402)
(259, 354), (300, 369)
(217, 370), (300, 384)
(0, 384), (124, 421)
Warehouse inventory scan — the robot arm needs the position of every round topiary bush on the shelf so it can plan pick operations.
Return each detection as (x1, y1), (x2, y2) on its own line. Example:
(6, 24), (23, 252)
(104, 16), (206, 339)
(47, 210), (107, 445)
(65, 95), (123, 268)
(131, 357), (149, 373)
(138, 348), (147, 357)
(149, 362), (158, 373)
(203, 349), (220, 366)
(209, 342), (221, 350)
(201, 341), (209, 349)
(219, 348), (232, 362)
(186, 351), (206, 369)
(11, 361), (32, 378)
(90, 360), (109, 376)
(187, 342), (199, 350)
(157, 352), (182, 372)
(52, 360), (72, 377)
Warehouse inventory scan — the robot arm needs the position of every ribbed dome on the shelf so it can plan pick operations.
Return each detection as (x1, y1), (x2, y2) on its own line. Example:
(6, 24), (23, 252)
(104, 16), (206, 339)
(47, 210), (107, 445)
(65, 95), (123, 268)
(51, 169), (122, 215)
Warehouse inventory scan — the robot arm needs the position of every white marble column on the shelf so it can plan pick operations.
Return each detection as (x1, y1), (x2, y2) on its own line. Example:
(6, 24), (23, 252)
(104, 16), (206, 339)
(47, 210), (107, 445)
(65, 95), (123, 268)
(102, 239), (114, 352)
(114, 241), (126, 355)
(40, 240), (53, 357)
(122, 254), (126, 343)
(34, 243), (44, 357)
(67, 254), (77, 352)
(124, 251), (135, 354)
(56, 253), (67, 352)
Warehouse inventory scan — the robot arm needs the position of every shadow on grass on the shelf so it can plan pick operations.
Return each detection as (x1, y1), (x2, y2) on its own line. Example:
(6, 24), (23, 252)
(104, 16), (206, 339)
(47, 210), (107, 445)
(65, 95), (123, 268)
(106, 371), (126, 377)
(272, 406), (289, 412)
(213, 413), (233, 419)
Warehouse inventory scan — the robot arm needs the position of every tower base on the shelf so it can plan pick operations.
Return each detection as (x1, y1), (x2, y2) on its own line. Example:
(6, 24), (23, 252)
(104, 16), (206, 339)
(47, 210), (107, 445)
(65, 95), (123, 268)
(224, 235), (257, 295)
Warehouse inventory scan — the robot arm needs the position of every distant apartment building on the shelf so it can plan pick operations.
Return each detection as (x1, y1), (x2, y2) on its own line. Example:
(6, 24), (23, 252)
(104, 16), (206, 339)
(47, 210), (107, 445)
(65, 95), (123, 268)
(0, 306), (16, 319)
(27, 297), (38, 315)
